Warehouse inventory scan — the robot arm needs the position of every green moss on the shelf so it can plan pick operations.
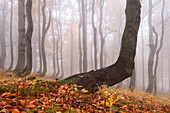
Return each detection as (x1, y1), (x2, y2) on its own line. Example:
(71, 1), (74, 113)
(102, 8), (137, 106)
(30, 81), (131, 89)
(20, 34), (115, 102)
(57, 77), (80, 85)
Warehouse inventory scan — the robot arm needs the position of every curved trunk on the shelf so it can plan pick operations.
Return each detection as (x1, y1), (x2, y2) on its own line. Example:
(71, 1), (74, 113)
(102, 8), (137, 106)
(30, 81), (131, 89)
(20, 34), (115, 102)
(64, 0), (141, 92)
(23, 0), (33, 75)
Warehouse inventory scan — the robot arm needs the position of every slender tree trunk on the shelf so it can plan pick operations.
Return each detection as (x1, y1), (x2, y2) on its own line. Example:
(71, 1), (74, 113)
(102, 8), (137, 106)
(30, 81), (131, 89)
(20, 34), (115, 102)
(8, 0), (14, 71)
(64, 0), (141, 92)
(78, 0), (83, 73)
(41, 0), (51, 76)
(0, 0), (7, 69)
(14, 0), (26, 74)
(37, 0), (42, 73)
(70, 17), (74, 75)
(81, 0), (88, 72)
(92, 0), (97, 70)
(147, 0), (155, 93)
(153, 0), (165, 95)
(52, 18), (56, 77)
(57, 0), (64, 79)
(23, 0), (33, 75)
(129, 69), (136, 91)
(141, 20), (145, 90)
(99, 0), (104, 68)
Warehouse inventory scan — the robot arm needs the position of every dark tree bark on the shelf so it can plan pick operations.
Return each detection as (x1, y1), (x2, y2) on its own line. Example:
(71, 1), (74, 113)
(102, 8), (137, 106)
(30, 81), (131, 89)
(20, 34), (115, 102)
(0, 0), (7, 69)
(14, 0), (26, 74)
(99, 0), (104, 68)
(81, 0), (88, 72)
(78, 0), (83, 73)
(92, 0), (97, 70)
(8, 0), (14, 71)
(22, 0), (33, 75)
(64, 0), (141, 92)
(153, 0), (165, 95)
(41, 0), (51, 76)
(37, 0), (42, 73)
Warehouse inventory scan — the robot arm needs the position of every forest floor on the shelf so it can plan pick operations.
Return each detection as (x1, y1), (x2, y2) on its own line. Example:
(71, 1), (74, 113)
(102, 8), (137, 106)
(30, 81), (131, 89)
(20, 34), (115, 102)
(0, 71), (170, 113)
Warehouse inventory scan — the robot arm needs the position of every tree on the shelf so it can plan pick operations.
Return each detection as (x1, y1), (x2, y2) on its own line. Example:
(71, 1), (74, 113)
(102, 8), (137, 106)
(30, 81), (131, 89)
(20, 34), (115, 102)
(92, 0), (98, 70)
(81, 0), (88, 72)
(8, 0), (14, 71)
(14, 0), (26, 74)
(78, 0), (83, 73)
(0, 0), (7, 69)
(22, 0), (33, 75)
(37, 0), (42, 73)
(64, 0), (141, 92)
(99, 0), (105, 68)
(153, 0), (165, 94)
(41, 0), (51, 76)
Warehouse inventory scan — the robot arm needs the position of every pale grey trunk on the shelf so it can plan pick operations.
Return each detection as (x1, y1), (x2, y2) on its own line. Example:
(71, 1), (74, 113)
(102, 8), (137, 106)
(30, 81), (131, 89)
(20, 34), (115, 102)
(8, 0), (14, 71)
(153, 0), (165, 95)
(0, 0), (7, 69)
(41, 0), (51, 76)
(82, 0), (88, 72)
(92, 0), (97, 70)
(37, 0), (42, 73)
(78, 0), (83, 73)
(99, 0), (104, 68)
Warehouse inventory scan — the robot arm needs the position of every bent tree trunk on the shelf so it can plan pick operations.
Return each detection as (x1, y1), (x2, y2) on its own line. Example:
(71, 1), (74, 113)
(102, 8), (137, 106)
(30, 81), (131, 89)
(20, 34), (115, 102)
(63, 0), (141, 92)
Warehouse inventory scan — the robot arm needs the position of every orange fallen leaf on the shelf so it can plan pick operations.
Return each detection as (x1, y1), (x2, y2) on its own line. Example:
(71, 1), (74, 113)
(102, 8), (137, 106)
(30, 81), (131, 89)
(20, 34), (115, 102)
(12, 109), (20, 113)
(26, 104), (35, 108)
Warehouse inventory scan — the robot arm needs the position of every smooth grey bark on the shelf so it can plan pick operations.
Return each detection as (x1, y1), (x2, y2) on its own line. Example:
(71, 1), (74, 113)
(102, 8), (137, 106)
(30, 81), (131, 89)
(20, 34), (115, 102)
(41, 0), (51, 76)
(81, 0), (88, 72)
(99, 0), (104, 68)
(0, 0), (7, 69)
(54, 0), (60, 78)
(70, 14), (74, 75)
(23, 0), (33, 75)
(141, 20), (145, 90)
(52, 16), (56, 77)
(37, 0), (42, 73)
(92, 0), (97, 70)
(129, 69), (136, 91)
(78, 0), (83, 73)
(153, 0), (165, 95)
(64, 0), (141, 92)
(8, 0), (14, 71)
(147, 0), (155, 93)
(14, 0), (26, 74)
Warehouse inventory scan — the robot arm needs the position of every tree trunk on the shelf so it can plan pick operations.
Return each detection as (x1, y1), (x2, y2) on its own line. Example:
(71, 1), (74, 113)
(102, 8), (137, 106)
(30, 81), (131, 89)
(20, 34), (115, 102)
(78, 0), (83, 73)
(129, 69), (136, 91)
(8, 0), (14, 71)
(0, 0), (7, 69)
(14, 0), (26, 74)
(141, 19), (145, 91)
(147, 0), (155, 94)
(70, 15), (74, 75)
(153, 0), (165, 95)
(41, 0), (51, 76)
(99, 0), (104, 68)
(37, 0), (42, 73)
(82, 0), (88, 72)
(52, 17), (56, 77)
(64, 0), (141, 92)
(23, 0), (33, 75)
(92, 0), (97, 70)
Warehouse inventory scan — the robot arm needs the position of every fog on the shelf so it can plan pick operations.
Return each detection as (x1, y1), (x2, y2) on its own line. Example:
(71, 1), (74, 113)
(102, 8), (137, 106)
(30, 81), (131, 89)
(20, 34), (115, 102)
(0, 0), (170, 95)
